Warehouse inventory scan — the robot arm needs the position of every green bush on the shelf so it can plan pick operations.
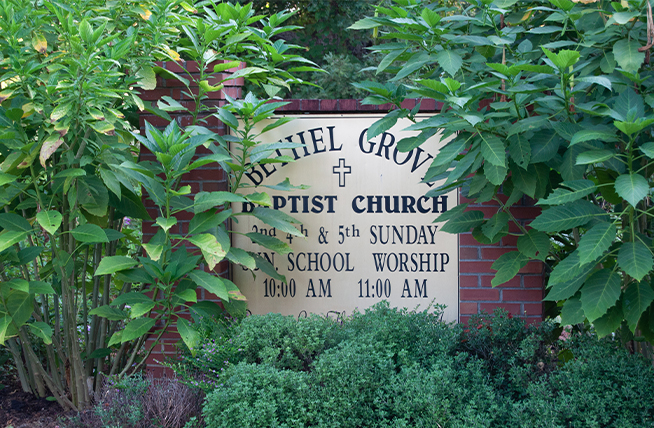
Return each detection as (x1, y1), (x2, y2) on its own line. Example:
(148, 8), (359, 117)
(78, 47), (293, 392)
(197, 304), (654, 427)
(510, 335), (654, 427)
(236, 313), (337, 371)
(203, 363), (316, 428)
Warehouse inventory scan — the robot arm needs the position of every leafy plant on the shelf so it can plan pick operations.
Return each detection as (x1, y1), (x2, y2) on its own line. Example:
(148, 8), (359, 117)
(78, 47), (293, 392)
(0, 0), (317, 410)
(351, 0), (654, 343)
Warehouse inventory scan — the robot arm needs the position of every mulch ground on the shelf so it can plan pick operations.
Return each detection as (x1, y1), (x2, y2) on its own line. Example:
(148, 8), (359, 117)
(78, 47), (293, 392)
(0, 371), (67, 428)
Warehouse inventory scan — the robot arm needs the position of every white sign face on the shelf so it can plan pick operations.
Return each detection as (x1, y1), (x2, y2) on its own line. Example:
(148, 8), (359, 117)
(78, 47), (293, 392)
(231, 115), (459, 321)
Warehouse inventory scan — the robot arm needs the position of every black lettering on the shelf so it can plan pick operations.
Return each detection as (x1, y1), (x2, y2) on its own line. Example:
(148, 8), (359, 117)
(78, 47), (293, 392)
(353, 195), (365, 213)
(401, 279), (412, 298)
(260, 162), (277, 178)
(368, 195), (383, 213)
(273, 196), (286, 210)
(307, 253), (319, 271)
(289, 195), (300, 213)
(324, 195), (337, 213)
(327, 126), (342, 151)
(242, 202), (254, 213)
(370, 226), (377, 244)
(306, 279), (316, 297)
(414, 279), (428, 298)
(375, 132), (395, 159)
(410, 146), (434, 173)
(244, 165), (264, 185)
(441, 253), (450, 272)
(319, 253), (331, 271)
(417, 196), (431, 213)
(319, 279), (332, 297)
(434, 196), (448, 213)
(402, 196), (416, 213)
(311, 195), (324, 213)
(393, 148), (413, 165)
(384, 196), (400, 213)
(309, 127), (327, 153)
(359, 129), (375, 154)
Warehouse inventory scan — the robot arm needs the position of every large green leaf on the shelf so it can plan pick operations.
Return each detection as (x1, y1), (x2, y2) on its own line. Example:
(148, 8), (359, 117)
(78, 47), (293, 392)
(517, 229), (550, 261)
(538, 180), (597, 206)
(89, 305), (128, 320)
(0, 230), (28, 253)
(28, 322), (53, 345)
(530, 201), (603, 232)
(246, 232), (293, 254)
(0, 213), (32, 232)
(436, 50), (463, 76)
(481, 211), (509, 242)
(176, 317), (200, 356)
(29, 281), (55, 295)
(491, 251), (529, 287)
(110, 185), (152, 220)
(484, 163), (507, 185)
(593, 302), (623, 338)
(614, 173), (649, 207)
(575, 150), (614, 165)
(623, 281), (654, 333)
(549, 252), (584, 285)
(130, 302), (156, 318)
(508, 134), (531, 169)
(110, 292), (152, 307)
(480, 135), (506, 167)
(188, 209), (232, 235)
(0, 315), (13, 345)
(71, 224), (108, 243)
(95, 256), (138, 276)
(35, 211), (62, 235)
(613, 39), (646, 74)
(189, 270), (229, 300)
(6, 290), (32, 327)
(78, 176), (109, 217)
(580, 269), (622, 322)
(617, 241), (653, 281)
(530, 130), (561, 163)
(511, 163), (537, 197)
(252, 207), (303, 237)
(121, 318), (155, 343)
(578, 222), (616, 266)
(194, 191), (247, 213)
(188, 233), (226, 270)
(226, 247), (257, 270)
(560, 295), (585, 324)
(439, 210), (485, 234)
(569, 129), (618, 146)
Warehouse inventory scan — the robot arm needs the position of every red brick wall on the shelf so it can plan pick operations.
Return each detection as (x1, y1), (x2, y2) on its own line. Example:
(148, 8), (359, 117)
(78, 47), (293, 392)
(137, 63), (545, 374)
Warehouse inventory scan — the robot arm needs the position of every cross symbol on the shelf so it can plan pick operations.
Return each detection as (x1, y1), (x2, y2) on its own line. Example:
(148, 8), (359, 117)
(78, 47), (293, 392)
(333, 158), (351, 188)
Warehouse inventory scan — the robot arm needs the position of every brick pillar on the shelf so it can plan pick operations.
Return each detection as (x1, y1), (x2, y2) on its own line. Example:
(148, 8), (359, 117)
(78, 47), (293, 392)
(137, 60), (243, 376)
(458, 195), (544, 325)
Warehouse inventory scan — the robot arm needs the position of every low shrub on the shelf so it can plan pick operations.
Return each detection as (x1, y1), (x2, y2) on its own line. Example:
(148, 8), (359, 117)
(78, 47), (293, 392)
(185, 303), (654, 427)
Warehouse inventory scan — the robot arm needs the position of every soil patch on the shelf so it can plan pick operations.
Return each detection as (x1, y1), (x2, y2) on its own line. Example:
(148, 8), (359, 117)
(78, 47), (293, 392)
(0, 371), (66, 428)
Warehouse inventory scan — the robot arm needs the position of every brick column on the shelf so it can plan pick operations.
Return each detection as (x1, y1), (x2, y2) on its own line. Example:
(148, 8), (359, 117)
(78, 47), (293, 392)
(137, 60), (243, 375)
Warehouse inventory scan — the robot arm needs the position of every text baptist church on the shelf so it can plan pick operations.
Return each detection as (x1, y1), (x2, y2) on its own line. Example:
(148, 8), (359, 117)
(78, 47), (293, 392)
(240, 125), (448, 214)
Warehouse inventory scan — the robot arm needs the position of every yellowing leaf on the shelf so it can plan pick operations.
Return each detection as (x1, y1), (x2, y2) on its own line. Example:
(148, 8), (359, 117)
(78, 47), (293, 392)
(180, 1), (197, 13)
(0, 89), (15, 103)
(21, 103), (34, 118)
(31, 33), (47, 54)
(140, 9), (152, 20)
(164, 48), (181, 62)
(40, 135), (64, 167)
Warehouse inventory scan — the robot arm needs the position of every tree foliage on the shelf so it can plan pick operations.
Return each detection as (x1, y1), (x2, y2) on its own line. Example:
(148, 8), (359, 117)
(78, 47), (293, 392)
(353, 0), (654, 343)
(0, 0), (314, 410)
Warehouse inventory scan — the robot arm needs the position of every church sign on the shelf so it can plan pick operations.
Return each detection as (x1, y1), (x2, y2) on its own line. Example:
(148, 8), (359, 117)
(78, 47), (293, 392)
(232, 115), (459, 321)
